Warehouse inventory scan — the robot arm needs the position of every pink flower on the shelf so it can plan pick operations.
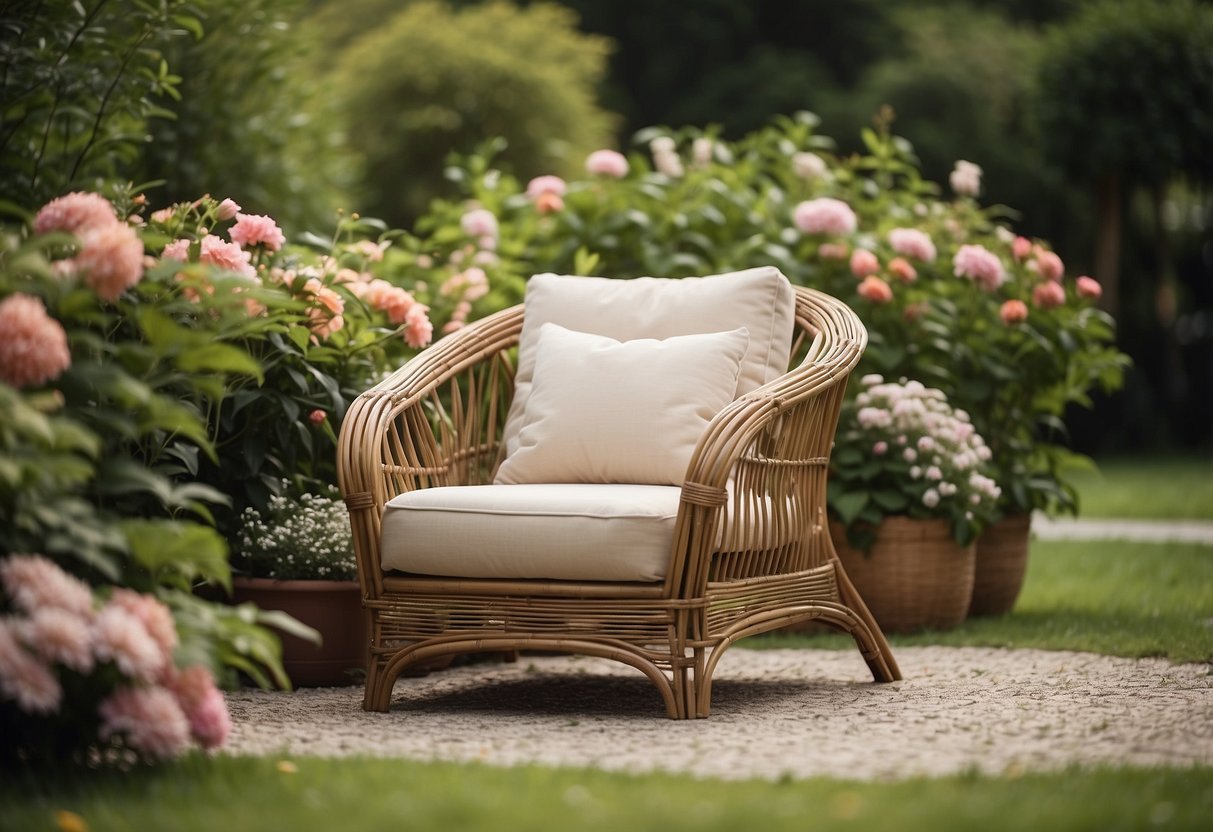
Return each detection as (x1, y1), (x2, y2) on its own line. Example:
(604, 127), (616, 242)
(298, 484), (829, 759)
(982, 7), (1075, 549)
(949, 160), (982, 197)
(857, 275), (893, 303)
(33, 192), (118, 235)
(94, 604), (167, 682)
(585, 149), (629, 178)
(0, 555), (94, 616)
(888, 228), (936, 263)
(161, 238), (191, 261)
(21, 607), (94, 673)
(350, 239), (388, 262)
(199, 235), (256, 279)
(1012, 236), (1033, 261)
(0, 622), (61, 713)
(888, 257), (917, 283)
(404, 304), (433, 348)
(1076, 275), (1102, 300)
(849, 248), (880, 279)
(99, 686), (191, 760)
(460, 208), (498, 240)
(817, 242), (849, 260)
(1032, 281), (1066, 309)
(215, 198), (242, 221)
(303, 279), (345, 340)
(150, 207), (176, 225)
(1035, 250), (1064, 282)
(922, 488), (941, 508)
(440, 267), (489, 302)
(872, 441), (888, 456)
(535, 192), (564, 214)
(169, 665), (230, 749)
(1000, 299), (1029, 325)
(793, 198), (858, 236)
(952, 244), (1005, 290)
(363, 279), (416, 324)
(0, 294), (72, 388)
(525, 175), (567, 200)
(72, 222), (144, 301)
(108, 589), (177, 659)
(308, 409), (326, 426)
(229, 213), (285, 252)
(791, 151), (827, 179)
(442, 320), (466, 335)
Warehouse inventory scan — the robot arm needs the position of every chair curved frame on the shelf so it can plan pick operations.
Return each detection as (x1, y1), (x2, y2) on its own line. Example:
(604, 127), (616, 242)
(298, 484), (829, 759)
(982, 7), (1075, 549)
(338, 285), (900, 718)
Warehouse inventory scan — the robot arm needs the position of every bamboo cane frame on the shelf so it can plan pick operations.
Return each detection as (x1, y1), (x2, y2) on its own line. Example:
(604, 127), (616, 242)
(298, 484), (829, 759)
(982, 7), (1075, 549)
(337, 286), (901, 718)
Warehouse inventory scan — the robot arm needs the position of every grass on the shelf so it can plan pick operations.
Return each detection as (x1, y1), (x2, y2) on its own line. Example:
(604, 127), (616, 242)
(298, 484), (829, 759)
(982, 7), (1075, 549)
(753, 539), (1213, 662)
(2, 757), (1211, 832)
(1075, 456), (1213, 520)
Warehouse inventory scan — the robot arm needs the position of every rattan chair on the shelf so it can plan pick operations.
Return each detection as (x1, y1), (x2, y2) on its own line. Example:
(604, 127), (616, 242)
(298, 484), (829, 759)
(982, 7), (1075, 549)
(338, 273), (900, 719)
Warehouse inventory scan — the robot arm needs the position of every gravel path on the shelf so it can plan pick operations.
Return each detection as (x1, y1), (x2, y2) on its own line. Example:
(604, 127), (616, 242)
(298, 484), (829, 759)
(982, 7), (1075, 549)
(224, 647), (1213, 780)
(1032, 515), (1213, 544)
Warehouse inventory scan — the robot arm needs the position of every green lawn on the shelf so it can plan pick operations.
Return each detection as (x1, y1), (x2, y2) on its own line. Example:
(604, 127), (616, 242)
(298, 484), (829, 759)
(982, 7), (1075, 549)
(1075, 456), (1213, 520)
(2, 757), (1210, 832)
(753, 539), (1213, 662)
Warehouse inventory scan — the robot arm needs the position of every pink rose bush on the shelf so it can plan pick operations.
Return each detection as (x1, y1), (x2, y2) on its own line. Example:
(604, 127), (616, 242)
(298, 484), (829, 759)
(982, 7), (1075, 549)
(793, 197), (858, 236)
(0, 293), (71, 388)
(585, 149), (629, 178)
(1, 555), (230, 763)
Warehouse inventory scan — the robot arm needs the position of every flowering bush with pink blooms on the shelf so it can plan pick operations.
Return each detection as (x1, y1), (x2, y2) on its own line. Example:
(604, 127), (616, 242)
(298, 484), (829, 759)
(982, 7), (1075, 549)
(1, 555), (230, 766)
(830, 376), (1002, 549)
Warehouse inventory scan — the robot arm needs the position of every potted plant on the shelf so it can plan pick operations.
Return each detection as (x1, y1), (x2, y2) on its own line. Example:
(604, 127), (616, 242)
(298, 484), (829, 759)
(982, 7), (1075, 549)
(827, 375), (1002, 632)
(232, 482), (366, 687)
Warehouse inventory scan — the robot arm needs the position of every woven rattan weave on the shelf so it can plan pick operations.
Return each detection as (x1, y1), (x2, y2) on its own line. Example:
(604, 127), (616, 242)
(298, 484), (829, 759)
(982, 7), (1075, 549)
(338, 285), (900, 718)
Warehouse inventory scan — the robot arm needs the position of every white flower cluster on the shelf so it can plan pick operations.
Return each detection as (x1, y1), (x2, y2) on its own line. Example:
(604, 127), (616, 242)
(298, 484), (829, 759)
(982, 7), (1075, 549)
(237, 484), (357, 581)
(849, 376), (1001, 516)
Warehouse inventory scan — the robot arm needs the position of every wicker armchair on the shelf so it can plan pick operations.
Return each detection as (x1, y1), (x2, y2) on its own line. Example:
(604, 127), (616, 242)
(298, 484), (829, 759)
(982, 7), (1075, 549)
(338, 272), (900, 719)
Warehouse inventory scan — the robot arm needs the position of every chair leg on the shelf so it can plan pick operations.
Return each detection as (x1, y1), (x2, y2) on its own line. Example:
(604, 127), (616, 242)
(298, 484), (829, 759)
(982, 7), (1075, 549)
(834, 563), (902, 682)
(362, 655), (392, 712)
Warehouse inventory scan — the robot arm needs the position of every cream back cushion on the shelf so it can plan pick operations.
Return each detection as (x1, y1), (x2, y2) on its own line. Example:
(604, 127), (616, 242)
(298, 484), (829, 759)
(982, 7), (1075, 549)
(501, 266), (796, 458)
(495, 324), (749, 485)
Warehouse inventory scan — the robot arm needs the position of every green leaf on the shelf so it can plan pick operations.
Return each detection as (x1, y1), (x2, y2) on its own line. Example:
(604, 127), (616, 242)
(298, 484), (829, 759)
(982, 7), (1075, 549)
(830, 491), (871, 526)
(871, 490), (910, 512)
(120, 519), (231, 592)
(178, 343), (264, 383)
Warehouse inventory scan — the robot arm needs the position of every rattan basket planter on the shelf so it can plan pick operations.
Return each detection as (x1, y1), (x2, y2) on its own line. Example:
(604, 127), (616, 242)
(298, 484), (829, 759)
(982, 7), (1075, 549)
(829, 517), (975, 633)
(969, 512), (1032, 617)
(232, 577), (368, 687)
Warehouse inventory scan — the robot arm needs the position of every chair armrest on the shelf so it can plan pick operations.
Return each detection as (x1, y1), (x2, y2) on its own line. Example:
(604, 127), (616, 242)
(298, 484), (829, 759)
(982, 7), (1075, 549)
(337, 304), (523, 593)
(674, 287), (867, 591)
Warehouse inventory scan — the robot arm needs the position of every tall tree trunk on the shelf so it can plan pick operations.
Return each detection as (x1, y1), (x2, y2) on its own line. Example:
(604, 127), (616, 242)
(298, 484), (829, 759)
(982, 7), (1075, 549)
(1093, 172), (1122, 319)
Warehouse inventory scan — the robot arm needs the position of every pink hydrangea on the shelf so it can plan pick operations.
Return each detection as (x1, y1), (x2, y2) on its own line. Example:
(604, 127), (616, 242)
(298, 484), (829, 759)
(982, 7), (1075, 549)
(161, 238), (191, 261)
(1076, 275), (1102, 301)
(21, 607), (94, 673)
(888, 257), (917, 283)
(404, 304), (434, 349)
(33, 192), (118, 235)
(169, 665), (230, 749)
(460, 208), (498, 240)
(215, 198), (241, 221)
(72, 222), (145, 301)
(952, 244), (1005, 290)
(1035, 250), (1064, 282)
(199, 234), (256, 280)
(857, 275), (893, 304)
(1032, 281), (1066, 309)
(1000, 299), (1028, 325)
(850, 249), (880, 279)
(0, 554), (94, 616)
(888, 228), (937, 262)
(0, 622), (61, 713)
(108, 588), (177, 659)
(585, 149), (629, 178)
(0, 294), (72, 388)
(525, 175), (567, 200)
(99, 685), (191, 760)
(793, 198), (858, 236)
(229, 213), (285, 252)
(1012, 236), (1033, 261)
(93, 604), (167, 682)
(949, 160), (982, 197)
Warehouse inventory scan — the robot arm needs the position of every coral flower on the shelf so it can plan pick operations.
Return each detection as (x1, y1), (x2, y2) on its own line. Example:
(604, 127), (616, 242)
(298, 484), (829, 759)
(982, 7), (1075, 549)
(585, 149), (629, 178)
(72, 222), (145, 301)
(1076, 275), (1102, 300)
(1035, 250), (1064, 282)
(1011, 236), (1033, 261)
(1000, 299), (1029, 325)
(0, 294), (72, 388)
(33, 192), (118, 235)
(888, 257), (917, 283)
(857, 275), (893, 304)
(1032, 281), (1066, 309)
(229, 213), (285, 252)
(308, 409), (327, 425)
(215, 198), (241, 220)
(199, 234), (256, 280)
(793, 198), (857, 236)
(404, 304), (434, 348)
(534, 192), (564, 214)
(850, 248), (880, 278)
(525, 175), (567, 200)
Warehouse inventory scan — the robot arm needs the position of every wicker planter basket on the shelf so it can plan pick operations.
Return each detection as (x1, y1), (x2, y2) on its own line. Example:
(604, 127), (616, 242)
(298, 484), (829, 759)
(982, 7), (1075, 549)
(829, 517), (975, 633)
(969, 513), (1032, 617)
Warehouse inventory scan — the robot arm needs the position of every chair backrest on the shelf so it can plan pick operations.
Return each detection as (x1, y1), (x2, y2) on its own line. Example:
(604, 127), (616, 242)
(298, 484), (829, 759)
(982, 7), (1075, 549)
(500, 267), (797, 459)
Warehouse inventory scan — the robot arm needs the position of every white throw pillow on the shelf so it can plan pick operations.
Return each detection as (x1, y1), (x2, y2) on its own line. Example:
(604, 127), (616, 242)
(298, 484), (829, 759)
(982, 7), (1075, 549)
(494, 323), (750, 485)
(501, 267), (796, 457)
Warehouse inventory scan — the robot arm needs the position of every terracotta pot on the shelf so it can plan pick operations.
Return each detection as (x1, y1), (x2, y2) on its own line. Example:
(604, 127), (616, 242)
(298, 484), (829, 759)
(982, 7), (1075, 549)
(232, 577), (368, 687)
(830, 517), (975, 633)
(969, 513), (1032, 617)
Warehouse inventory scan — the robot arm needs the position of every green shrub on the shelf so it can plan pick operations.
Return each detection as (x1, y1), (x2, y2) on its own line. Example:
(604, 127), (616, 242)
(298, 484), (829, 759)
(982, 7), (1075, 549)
(329, 0), (616, 226)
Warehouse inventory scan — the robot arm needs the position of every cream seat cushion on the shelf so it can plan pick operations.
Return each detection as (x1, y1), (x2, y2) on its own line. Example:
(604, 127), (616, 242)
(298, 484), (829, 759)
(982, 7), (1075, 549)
(494, 324), (749, 486)
(500, 266), (796, 459)
(380, 483), (681, 582)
